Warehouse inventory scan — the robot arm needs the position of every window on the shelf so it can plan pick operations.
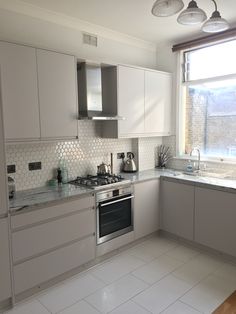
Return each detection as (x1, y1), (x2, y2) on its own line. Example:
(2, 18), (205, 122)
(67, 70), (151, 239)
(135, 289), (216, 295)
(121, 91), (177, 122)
(180, 39), (236, 159)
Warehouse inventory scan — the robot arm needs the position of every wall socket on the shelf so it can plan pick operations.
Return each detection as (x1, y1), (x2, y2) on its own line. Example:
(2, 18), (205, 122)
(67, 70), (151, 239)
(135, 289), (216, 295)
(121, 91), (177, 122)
(117, 152), (125, 159)
(28, 162), (42, 171)
(7, 164), (16, 174)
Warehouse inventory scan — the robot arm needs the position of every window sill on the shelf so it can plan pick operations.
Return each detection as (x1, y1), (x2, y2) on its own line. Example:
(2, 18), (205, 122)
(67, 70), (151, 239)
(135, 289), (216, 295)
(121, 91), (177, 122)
(173, 155), (236, 165)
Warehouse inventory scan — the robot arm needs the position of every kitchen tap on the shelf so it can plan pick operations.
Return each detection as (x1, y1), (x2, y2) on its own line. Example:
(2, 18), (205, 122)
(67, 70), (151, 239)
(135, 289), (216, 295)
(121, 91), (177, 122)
(190, 148), (201, 171)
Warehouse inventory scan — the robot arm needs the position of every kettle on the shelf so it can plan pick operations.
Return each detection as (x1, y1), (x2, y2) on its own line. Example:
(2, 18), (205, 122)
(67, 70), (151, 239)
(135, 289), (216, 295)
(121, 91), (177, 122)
(97, 162), (111, 175)
(123, 152), (137, 173)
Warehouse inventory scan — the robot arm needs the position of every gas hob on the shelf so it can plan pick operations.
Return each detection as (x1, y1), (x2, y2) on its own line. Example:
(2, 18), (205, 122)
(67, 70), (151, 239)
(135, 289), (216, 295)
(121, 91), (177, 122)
(68, 174), (130, 190)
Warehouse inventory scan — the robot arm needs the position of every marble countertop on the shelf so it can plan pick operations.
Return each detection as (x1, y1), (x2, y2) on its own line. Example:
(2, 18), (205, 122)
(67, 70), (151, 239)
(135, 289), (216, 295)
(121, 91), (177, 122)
(9, 168), (236, 213)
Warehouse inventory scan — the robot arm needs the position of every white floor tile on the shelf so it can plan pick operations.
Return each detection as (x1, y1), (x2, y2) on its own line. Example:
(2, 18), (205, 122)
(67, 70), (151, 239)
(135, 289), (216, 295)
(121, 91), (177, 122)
(213, 262), (236, 284)
(127, 237), (179, 262)
(162, 301), (201, 314)
(133, 274), (191, 314)
(37, 273), (105, 313)
(172, 253), (223, 285)
(132, 255), (183, 284)
(181, 274), (236, 314)
(4, 300), (50, 314)
(85, 274), (148, 313)
(109, 300), (151, 314)
(58, 300), (100, 314)
(166, 245), (200, 262)
(91, 254), (145, 284)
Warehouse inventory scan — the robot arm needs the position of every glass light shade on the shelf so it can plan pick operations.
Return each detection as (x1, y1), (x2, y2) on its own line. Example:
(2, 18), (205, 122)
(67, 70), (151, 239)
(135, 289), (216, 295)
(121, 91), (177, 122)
(152, 0), (184, 17)
(177, 0), (207, 25)
(202, 11), (229, 33)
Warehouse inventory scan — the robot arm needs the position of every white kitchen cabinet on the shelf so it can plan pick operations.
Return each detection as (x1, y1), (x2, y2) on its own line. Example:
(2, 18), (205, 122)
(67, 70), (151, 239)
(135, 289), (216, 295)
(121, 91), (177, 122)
(37, 49), (78, 139)
(161, 178), (194, 240)
(0, 218), (11, 302)
(117, 65), (145, 137)
(102, 65), (172, 138)
(145, 70), (171, 135)
(0, 42), (40, 140)
(11, 195), (96, 295)
(195, 187), (236, 257)
(134, 179), (160, 240)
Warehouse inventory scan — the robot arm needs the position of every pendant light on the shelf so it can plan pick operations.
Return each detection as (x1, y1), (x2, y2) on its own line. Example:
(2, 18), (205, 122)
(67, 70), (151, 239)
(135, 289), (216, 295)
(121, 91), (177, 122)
(202, 0), (229, 33)
(177, 0), (207, 25)
(151, 0), (184, 17)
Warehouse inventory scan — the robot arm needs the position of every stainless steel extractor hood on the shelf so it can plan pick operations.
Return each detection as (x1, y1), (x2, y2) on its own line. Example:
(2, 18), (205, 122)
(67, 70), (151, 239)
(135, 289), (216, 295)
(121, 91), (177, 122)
(77, 62), (124, 120)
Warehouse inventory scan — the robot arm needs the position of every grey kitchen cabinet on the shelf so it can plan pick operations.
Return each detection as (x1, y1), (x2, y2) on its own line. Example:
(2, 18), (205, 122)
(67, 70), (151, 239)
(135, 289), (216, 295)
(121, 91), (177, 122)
(0, 41), (40, 140)
(12, 195), (96, 294)
(0, 218), (11, 303)
(134, 179), (160, 240)
(195, 187), (236, 257)
(102, 65), (172, 138)
(36, 49), (78, 139)
(160, 178), (194, 240)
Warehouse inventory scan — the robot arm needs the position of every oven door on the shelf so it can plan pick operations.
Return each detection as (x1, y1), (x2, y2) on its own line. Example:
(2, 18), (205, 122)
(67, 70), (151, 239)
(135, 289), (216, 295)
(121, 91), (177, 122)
(97, 193), (134, 244)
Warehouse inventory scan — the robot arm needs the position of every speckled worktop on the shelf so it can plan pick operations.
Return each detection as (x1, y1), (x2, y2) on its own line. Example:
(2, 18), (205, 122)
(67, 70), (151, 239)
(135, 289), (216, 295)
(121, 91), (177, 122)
(9, 168), (236, 213)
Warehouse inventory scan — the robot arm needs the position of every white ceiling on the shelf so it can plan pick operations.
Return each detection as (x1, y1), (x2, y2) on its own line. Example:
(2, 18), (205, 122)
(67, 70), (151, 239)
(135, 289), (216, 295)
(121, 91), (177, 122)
(20, 0), (236, 44)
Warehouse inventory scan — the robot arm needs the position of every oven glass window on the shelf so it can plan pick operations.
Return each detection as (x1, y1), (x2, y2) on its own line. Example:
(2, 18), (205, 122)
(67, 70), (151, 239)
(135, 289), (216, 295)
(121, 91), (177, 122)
(99, 194), (132, 238)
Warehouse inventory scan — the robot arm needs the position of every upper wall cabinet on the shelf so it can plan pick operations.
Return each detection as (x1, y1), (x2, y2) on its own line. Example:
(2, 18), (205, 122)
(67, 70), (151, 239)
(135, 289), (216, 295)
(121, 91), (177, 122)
(0, 42), (40, 140)
(0, 42), (78, 141)
(37, 50), (78, 139)
(102, 65), (172, 138)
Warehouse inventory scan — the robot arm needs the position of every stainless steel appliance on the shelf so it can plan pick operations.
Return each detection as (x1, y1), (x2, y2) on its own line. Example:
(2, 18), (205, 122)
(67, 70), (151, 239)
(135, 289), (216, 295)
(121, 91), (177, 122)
(123, 152), (137, 173)
(96, 185), (134, 244)
(69, 174), (130, 190)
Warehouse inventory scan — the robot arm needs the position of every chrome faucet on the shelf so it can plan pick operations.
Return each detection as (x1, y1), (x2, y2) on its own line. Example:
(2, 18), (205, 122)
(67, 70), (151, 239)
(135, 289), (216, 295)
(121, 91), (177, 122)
(190, 148), (201, 171)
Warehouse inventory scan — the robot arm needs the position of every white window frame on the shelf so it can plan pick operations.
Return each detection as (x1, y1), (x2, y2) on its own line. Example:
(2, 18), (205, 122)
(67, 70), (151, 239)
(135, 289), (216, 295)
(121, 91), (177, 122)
(176, 49), (236, 164)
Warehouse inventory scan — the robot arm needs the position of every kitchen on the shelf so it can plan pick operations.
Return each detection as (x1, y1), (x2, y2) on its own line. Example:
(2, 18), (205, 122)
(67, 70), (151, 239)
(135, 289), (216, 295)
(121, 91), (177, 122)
(0, 1), (236, 313)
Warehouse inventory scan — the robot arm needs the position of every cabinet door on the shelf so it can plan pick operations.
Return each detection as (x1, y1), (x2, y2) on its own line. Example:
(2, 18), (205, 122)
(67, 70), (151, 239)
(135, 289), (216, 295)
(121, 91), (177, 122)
(134, 179), (159, 240)
(161, 179), (194, 240)
(145, 71), (172, 135)
(0, 42), (40, 140)
(117, 66), (145, 137)
(37, 50), (78, 138)
(195, 187), (236, 257)
(0, 218), (11, 302)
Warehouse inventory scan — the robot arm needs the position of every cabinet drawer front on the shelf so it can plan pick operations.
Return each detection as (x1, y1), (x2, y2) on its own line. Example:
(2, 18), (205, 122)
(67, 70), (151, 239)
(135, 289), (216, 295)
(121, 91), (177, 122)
(11, 195), (94, 229)
(12, 209), (95, 262)
(14, 236), (95, 294)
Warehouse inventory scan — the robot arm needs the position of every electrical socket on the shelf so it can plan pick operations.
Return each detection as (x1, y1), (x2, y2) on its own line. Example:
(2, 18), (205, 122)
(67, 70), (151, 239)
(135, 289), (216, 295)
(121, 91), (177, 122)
(117, 152), (125, 159)
(28, 162), (42, 171)
(7, 164), (16, 174)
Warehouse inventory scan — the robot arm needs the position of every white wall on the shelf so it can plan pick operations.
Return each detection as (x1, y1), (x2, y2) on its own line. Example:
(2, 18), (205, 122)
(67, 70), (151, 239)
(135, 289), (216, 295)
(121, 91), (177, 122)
(0, 7), (157, 68)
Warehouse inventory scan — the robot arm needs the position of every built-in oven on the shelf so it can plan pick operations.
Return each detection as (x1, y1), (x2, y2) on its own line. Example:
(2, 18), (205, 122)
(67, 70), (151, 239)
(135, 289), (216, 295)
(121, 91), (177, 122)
(96, 185), (134, 245)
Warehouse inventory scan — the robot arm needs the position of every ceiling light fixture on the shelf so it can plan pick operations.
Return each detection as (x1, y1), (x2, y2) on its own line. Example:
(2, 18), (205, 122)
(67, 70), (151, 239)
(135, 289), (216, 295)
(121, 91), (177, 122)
(151, 0), (184, 17)
(201, 0), (229, 33)
(151, 0), (229, 33)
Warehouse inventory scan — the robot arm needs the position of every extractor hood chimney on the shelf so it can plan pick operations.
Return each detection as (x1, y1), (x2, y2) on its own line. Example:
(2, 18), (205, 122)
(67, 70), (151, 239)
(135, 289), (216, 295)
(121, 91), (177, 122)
(77, 62), (124, 120)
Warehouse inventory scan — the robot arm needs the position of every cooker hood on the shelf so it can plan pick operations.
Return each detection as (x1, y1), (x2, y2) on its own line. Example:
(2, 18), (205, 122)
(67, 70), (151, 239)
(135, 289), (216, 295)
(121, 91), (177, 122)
(77, 62), (124, 120)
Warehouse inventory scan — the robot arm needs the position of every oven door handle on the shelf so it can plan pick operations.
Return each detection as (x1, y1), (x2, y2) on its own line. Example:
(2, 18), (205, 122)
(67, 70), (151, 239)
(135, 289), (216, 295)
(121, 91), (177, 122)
(100, 195), (134, 207)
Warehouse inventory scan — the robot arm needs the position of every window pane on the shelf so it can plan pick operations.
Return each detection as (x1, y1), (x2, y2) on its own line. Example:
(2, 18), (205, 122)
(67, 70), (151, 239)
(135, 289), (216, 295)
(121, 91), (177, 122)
(185, 40), (236, 81)
(185, 79), (236, 157)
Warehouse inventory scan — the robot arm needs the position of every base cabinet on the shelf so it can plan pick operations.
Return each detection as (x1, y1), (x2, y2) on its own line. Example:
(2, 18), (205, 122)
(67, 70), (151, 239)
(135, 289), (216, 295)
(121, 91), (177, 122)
(134, 179), (159, 240)
(195, 187), (236, 257)
(0, 218), (11, 302)
(161, 179), (194, 241)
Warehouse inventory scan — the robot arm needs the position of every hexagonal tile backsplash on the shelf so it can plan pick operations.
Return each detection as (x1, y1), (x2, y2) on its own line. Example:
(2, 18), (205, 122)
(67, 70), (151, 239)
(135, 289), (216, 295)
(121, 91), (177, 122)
(6, 121), (162, 191)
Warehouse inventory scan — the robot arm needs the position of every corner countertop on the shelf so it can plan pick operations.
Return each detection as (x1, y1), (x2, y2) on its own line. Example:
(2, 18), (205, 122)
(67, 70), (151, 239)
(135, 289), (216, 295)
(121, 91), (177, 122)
(9, 168), (236, 213)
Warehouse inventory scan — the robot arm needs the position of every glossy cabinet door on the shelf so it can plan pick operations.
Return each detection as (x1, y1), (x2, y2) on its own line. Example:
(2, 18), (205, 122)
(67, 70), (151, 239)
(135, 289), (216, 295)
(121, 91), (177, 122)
(0, 218), (11, 302)
(145, 71), (172, 135)
(37, 49), (78, 139)
(161, 179), (194, 240)
(134, 179), (160, 240)
(0, 42), (40, 140)
(195, 187), (236, 257)
(117, 65), (145, 137)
